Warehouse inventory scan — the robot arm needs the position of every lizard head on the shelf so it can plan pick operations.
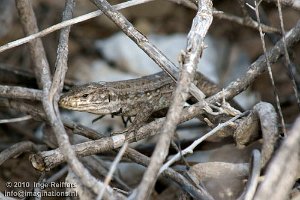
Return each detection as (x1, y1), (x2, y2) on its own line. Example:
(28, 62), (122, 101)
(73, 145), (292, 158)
(59, 82), (121, 115)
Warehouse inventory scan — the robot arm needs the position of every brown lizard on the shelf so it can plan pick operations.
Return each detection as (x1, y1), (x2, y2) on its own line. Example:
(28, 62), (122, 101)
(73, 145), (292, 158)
(58, 71), (233, 134)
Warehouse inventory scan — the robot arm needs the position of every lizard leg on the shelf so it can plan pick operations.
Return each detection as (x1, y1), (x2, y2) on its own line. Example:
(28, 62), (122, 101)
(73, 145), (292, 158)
(112, 106), (153, 141)
(121, 116), (132, 128)
(92, 115), (105, 123)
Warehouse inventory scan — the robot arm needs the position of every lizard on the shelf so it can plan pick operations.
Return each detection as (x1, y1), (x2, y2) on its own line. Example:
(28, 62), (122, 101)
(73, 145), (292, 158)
(58, 71), (238, 136)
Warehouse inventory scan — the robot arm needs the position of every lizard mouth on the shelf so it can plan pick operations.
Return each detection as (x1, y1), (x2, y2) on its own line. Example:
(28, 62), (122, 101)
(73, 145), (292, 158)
(58, 98), (75, 108)
(59, 98), (96, 111)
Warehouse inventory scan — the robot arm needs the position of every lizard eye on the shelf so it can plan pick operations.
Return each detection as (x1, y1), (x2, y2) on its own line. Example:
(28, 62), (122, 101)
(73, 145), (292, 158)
(82, 94), (89, 98)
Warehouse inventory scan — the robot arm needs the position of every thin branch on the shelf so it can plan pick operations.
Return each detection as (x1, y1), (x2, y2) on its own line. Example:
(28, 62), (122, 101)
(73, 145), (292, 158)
(237, 0), (256, 23)
(97, 142), (128, 200)
(207, 19), (300, 107)
(81, 156), (132, 192)
(276, 0), (300, 109)
(15, 0), (52, 89)
(123, 147), (214, 199)
(168, 0), (280, 33)
(0, 0), (155, 53)
(63, 118), (106, 139)
(0, 115), (32, 124)
(243, 150), (262, 200)
(159, 111), (247, 173)
(253, 0), (287, 136)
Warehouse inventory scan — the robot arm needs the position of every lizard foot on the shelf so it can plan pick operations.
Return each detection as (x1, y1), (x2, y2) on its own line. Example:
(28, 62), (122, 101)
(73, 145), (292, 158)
(112, 105), (152, 142)
(112, 124), (141, 142)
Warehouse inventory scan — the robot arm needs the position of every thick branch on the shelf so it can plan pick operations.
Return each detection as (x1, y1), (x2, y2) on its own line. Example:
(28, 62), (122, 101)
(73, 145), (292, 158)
(0, 141), (44, 166)
(0, 85), (42, 101)
(254, 116), (300, 200)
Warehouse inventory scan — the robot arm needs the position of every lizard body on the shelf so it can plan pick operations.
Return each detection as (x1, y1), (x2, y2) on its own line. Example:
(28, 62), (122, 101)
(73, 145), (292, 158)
(59, 71), (219, 118)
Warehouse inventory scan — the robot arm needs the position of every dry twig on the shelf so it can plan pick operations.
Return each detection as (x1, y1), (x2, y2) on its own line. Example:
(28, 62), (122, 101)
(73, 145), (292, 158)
(169, 0), (280, 33)
(252, 0), (287, 136)
(239, 150), (262, 200)
(159, 111), (248, 173)
(0, 115), (32, 124)
(97, 142), (128, 200)
(276, 0), (300, 108)
(0, 0), (155, 53)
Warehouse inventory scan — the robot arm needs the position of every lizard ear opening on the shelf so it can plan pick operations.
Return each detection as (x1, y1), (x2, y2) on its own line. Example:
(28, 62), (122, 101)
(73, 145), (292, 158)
(82, 94), (89, 98)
